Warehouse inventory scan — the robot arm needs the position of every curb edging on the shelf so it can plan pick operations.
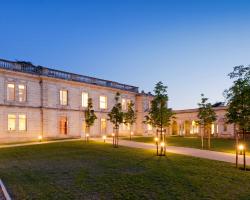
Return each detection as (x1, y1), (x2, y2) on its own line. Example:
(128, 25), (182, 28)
(0, 179), (11, 200)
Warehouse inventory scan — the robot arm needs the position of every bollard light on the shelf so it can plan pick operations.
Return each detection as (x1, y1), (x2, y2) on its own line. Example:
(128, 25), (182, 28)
(238, 144), (244, 151)
(111, 133), (115, 137)
(38, 135), (43, 142)
(102, 135), (107, 143)
(86, 133), (89, 137)
(160, 142), (165, 147)
(154, 137), (159, 142)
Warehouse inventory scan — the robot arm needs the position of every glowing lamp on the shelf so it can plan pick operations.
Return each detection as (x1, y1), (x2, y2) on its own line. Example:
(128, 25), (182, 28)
(86, 134), (89, 137)
(238, 144), (244, 151)
(160, 142), (165, 147)
(38, 135), (42, 141)
(131, 131), (134, 135)
(154, 137), (158, 142)
(111, 133), (115, 137)
(102, 135), (107, 141)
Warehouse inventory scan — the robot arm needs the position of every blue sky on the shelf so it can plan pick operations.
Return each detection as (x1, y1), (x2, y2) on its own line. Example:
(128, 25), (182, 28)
(1, 0), (250, 109)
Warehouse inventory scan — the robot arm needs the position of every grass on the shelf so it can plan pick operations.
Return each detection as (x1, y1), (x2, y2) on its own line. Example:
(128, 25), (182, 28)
(123, 136), (250, 154)
(0, 141), (250, 199)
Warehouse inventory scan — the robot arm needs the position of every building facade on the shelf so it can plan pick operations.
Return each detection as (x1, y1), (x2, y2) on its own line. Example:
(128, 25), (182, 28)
(0, 59), (153, 143)
(170, 106), (234, 138)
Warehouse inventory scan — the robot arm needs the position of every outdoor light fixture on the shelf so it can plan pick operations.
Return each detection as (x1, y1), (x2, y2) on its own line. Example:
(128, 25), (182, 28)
(130, 131), (134, 140)
(154, 137), (159, 142)
(38, 135), (42, 142)
(238, 144), (244, 151)
(111, 133), (115, 137)
(86, 133), (89, 137)
(160, 142), (165, 147)
(102, 135), (107, 143)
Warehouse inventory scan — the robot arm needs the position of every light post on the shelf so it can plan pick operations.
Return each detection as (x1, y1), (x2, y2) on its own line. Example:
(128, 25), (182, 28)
(130, 131), (134, 140)
(238, 143), (246, 170)
(160, 141), (166, 156)
(112, 133), (115, 147)
(38, 135), (43, 142)
(85, 133), (89, 143)
(154, 137), (159, 156)
(102, 135), (107, 143)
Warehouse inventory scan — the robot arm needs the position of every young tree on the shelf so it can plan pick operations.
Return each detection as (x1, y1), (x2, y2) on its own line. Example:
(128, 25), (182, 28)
(224, 65), (250, 169)
(84, 98), (97, 141)
(124, 101), (136, 140)
(144, 81), (174, 156)
(108, 92), (124, 147)
(197, 94), (217, 149)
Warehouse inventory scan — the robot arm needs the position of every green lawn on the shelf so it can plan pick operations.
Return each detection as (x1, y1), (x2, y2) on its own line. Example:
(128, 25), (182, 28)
(123, 136), (250, 154)
(0, 141), (250, 199)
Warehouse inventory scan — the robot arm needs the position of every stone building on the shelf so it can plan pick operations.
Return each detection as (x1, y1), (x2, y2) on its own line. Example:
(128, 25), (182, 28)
(0, 59), (153, 143)
(170, 105), (234, 138)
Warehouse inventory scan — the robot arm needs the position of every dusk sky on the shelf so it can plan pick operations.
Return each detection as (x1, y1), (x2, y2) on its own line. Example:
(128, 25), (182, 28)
(1, 0), (250, 109)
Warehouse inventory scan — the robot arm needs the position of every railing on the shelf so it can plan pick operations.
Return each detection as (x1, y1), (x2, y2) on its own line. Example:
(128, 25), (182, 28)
(0, 59), (139, 93)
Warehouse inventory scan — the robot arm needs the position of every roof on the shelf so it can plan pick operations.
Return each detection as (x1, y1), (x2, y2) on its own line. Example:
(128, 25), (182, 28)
(0, 58), (139, 93)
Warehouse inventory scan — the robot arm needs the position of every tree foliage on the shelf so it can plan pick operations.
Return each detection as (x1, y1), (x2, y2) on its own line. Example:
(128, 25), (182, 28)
(197, 94), (217, 127)
(124, 101), (136, 127)
(145, 81), (174, 129)
(197, 94), (217, 149)
(224, 65), (250, 131)
(84, 98), (97, 129)
(108, 92), (124, 129)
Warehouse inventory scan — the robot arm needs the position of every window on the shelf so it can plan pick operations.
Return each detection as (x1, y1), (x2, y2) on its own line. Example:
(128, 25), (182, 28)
(100, 118), (107, 134)
(60, 90), (68, 105)
(7, 83), (15, 101)
(19, 114), (27, 131)
(18, 84), (26, 102)
(122, 98), (127, 110)
(8, 114), (16, 131)
(82, 92), (88, 107)
(99, 96), (107, 109)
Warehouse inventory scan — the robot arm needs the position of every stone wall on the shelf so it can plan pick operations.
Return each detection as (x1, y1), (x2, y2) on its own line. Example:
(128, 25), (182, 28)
(0, 69), (150, 142)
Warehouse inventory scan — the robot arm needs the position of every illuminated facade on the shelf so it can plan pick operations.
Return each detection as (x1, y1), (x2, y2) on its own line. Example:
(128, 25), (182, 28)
(170, 106), (234, 138)
(0, 59), (153, 143)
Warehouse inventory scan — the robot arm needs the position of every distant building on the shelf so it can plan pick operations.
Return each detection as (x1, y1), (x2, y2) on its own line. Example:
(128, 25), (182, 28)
(0, 59), (153, 143)
(170, 105), (234, 138)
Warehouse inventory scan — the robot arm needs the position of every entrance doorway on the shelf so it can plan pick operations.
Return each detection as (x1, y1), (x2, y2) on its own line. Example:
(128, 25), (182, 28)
(59, 117), (68, 135)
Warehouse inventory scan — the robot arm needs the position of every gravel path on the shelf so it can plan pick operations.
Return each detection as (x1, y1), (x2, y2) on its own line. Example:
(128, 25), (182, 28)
(92, 138), (250, 165)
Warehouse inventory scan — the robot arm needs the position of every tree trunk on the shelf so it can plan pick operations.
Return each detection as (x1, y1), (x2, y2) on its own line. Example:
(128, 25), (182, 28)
(235, 124), (238, 168)
(208, 125), (211, 149)
(201, 125), (204, 149)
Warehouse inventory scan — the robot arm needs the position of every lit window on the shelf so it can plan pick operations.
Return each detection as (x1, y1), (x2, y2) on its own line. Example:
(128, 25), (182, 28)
(60, 90), (68, 105)
(147, 124), (152, 131)
(101, 118), (107, 133)
(100, 96), (107, 109)
(7, 83), (15, 101)
(19, 114), (27, 131)
(122, 98), (126, 110)
(82, 92), (88, 107)
(8, 114), (16, 131)
(18, 84), (26, 102)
